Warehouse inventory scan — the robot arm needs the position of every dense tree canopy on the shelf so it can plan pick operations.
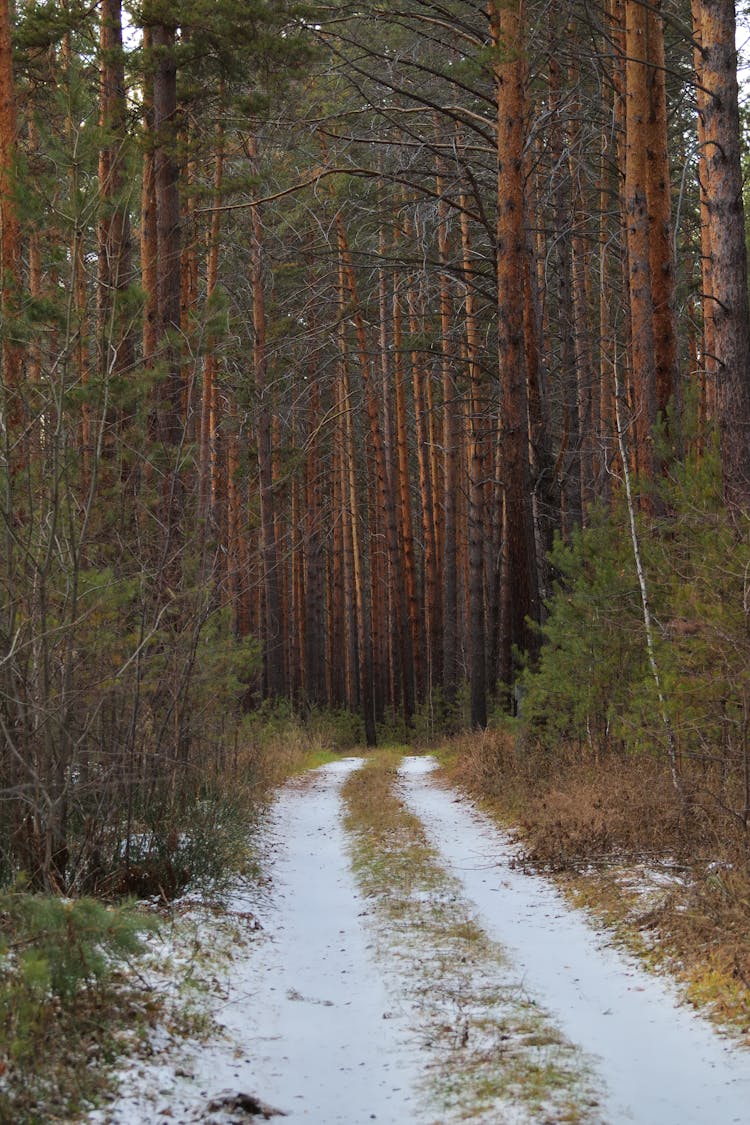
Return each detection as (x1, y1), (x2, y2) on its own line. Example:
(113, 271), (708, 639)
(2, 0), (750, 889)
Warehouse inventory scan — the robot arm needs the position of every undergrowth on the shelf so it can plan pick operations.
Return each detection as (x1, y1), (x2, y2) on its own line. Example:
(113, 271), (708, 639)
(444, 729), (750, 1034)
(0, 894), (154, 1122)
(435, 451), (750, 1034)
(0, 710), (348, 1124)
(64, 706), (349, 900)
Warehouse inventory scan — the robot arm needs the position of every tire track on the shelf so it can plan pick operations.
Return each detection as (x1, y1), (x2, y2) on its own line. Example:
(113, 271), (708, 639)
(398, 755), (750, 1125)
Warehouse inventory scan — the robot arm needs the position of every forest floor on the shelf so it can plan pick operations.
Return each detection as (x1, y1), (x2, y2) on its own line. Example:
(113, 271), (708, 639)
(82, 754), (750, 1125)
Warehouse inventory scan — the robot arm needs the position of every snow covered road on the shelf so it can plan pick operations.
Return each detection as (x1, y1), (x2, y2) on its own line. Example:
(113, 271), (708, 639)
(218, 757), (428, 1123)
(88, 754), (750, 1125)
(89, 757), (428, 1124)
(398, 756), (750, 1125)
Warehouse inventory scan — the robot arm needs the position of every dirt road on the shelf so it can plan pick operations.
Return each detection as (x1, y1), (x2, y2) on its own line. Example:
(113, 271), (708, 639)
(88, 756), (750, 1124)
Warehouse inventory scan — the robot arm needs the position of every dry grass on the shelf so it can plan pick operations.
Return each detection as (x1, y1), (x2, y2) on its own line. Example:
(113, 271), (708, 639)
(212, 716), (345, 800)
(441, 729), (750, 1035)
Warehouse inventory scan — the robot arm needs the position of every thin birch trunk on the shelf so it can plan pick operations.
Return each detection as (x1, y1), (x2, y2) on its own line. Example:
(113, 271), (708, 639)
(612, 356), (682, 794)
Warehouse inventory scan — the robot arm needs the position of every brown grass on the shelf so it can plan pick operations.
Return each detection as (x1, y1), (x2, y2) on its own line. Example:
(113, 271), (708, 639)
(441, 729), (750, 1034)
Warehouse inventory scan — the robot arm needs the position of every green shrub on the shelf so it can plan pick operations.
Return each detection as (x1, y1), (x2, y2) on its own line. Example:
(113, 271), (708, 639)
(1, 893), (148, 1000)
(107, 788), (260, 899)
(519, 503), (648, 753)
(519, 450), (750, 837)
(0, 893), (150, 1062)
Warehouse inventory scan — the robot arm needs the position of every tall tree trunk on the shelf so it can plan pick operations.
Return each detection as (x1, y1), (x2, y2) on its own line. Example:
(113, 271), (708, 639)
(249, 144), (285, 699)
(367, 465), (387, 720)
(549, 52), (582, 535)
(404, 222), (441, 699)
(334, 363), (357, 711)
(490, 0), (539, 687)
(304, 371), (326, 706)
(329, 438), (346, 707)
(693, 0), (750, 510)
(0, 0), (22, 845)
(335, 214), (415, 720)
(691, 0), (717, 427)
(624, 0), (658, 490)
(151, 21), (181, 448)
(567, 49), (596, 519)
(290, 464), (306, 704)
(375, 226), (395, 718)
(598, 109), (617, 505)
(140, 27), (157, 371)
(436, 161), (459, 703)
(226, 411), (250, 638)
(179, 128), (198, 445)
(392, 256), (422, 702)
(522, 179), (551, 612)
(199, 117), (224, 527)
(61, 32), (91, 492)
(458, 193), (487, 728)
(337, 264), (377, 743)
(608, 0), (629, 492)
(646, 0), (678, 437)
(0, 0), (20, 431)
(98, 0), (133, 437)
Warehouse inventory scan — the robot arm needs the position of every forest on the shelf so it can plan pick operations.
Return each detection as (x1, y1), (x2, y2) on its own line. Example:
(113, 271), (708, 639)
(2, 0), (750, 1106)
(2, 0), (750, 876)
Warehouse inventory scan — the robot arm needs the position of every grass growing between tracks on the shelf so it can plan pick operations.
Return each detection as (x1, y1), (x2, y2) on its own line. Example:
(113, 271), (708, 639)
(341, 750), (602, 1124)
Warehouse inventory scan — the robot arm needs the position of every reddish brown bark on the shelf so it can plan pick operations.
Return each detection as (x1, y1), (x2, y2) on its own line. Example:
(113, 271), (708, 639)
(392, 268), (422, 701)
(693, 0), (750, 509)
(151, 21), (181, 448)
(624, 0), (658, 488)
(329, 437), (346, 707)
(226, 410), (250, 639)
(436, 161), (459, 700)
(375, 226), (395, 717)
(549, 52), (581, 534)
(199, 123), (224, 525)
(249, 143), (285, 698)
(645, 1), (678, 430)
(0, 0), (21, 437)
(335, 214), (415, 720)
(304, 372), (327, 705)
(458, 190), (486, 728)
(490, 0), (539, 688)
(404, 219), (441, 697)
(598, 107), (616, 504)
(290, 466), (306, 702)
(337, 258), (376, 743)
